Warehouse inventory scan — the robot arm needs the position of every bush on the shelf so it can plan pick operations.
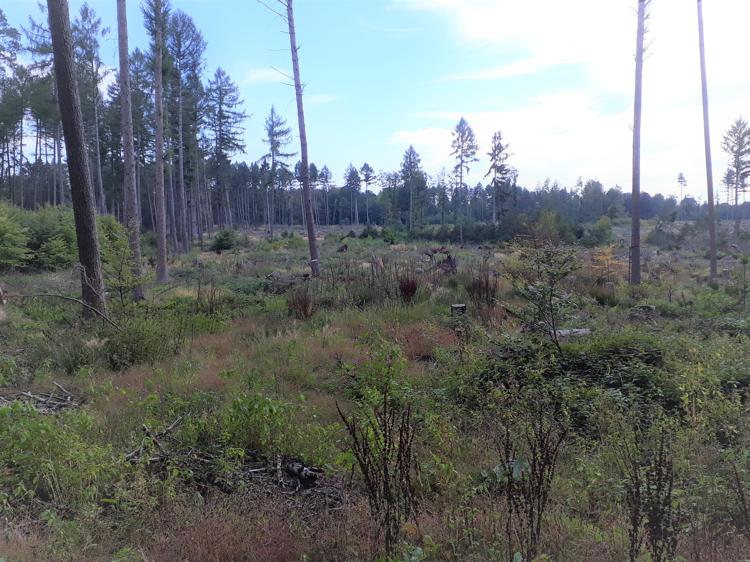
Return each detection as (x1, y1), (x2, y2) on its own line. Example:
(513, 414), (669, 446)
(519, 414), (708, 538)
(581, 216), (613, 247)
(20, 206), (77, 269)
(0, 203), (30, 269)
(0, 403), (122, 514)
(359, 225), (380, 239)
(210, 229), (237, 253)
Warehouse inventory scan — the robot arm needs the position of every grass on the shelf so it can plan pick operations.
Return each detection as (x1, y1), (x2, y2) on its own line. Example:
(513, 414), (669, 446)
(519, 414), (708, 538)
(3, 225), (750, 560)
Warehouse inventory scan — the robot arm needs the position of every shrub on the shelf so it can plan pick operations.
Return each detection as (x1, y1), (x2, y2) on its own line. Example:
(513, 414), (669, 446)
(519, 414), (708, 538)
(0, 403), (122, 513)
(210, 229), (237, 253)
(20, 206), (77, 269)
(104, 315), (177, 370)
(359, 225), (380, 239)
(337, 345), (419, 555)
(581, 216), (614, 247)
(0, 204), (30, 269)
(381, 226), (400, 245)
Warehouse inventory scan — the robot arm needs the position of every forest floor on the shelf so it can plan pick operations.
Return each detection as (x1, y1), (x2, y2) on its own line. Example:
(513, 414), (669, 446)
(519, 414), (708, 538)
(2, 222), (750, 561)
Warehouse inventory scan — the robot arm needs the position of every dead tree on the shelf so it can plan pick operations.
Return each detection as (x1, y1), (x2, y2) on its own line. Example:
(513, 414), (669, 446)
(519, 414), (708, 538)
(697, 0), (718, 282)
(630, 0), (649, 285)
(260, 0), (321, 277)
(47, 0), (107, 318)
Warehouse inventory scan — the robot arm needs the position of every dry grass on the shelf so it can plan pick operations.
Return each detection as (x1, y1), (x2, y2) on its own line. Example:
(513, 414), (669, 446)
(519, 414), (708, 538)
(144, 494), (375, 562)
(398, 321), (458, 361)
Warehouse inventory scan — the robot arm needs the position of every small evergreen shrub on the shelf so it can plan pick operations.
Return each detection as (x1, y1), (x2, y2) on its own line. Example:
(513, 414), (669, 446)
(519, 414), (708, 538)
(210, 229), (237, 253)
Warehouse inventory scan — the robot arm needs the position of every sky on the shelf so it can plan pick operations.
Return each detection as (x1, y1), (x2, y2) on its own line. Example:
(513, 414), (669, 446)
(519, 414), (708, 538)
(4, 0), (750, 200)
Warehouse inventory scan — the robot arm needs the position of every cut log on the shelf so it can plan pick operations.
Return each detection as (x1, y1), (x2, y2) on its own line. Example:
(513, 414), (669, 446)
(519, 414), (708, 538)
(556, 328), (591, 339)
(451, 303), (467, 316)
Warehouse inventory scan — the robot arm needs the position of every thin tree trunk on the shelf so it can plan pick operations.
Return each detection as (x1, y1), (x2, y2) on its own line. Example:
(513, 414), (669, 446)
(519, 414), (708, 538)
(697, 0), (718, 281)
(47, 0), (107, 317)
(56, 125), (64, 204)
(630, 0), (645, 286)
(176, 79), (188, 251)
(117, 0), (144, 300)
(93, 99), (106, 213)
(284, 0), (320, 276)
(153, 0), (169, 283)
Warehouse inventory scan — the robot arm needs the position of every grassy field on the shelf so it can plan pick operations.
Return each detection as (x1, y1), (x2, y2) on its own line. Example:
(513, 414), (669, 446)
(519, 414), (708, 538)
(2, 223), (750, 561)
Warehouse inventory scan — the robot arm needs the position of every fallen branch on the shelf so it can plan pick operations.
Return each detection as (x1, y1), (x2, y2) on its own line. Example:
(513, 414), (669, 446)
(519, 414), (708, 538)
(0, 382), (84, 414)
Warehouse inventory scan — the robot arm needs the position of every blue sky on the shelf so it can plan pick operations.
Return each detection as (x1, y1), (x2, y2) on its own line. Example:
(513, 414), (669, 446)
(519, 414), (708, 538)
(5, 0), (750, 201)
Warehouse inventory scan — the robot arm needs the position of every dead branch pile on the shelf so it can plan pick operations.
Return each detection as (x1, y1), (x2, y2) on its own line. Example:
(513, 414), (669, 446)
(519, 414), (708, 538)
(126, 419), (345, 514)
(0, 382), (83, 414)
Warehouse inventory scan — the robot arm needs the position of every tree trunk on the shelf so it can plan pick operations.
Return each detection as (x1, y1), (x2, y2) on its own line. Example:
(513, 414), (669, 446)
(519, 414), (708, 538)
(47, 0), (107, 317)
(697, 0), (718, 281)
(285, 0), (320, 276)
(176, 79), (188, 251)
(630, 0), (645, 286)
(153, 0), (169, 283)
(117, 0), (144, 300)
(92, 90), (106, 213)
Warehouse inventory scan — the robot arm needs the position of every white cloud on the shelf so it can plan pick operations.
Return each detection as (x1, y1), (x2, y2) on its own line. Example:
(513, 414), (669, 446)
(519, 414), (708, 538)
(241, 67), (290, 86)
(440, 56), (564, 82)
(394, 0), (750, 198)
(305, 94), (340, 105)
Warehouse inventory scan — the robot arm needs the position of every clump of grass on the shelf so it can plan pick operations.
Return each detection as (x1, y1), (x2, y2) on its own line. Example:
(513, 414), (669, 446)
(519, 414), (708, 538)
(398, 274), (420, 304)
(287, 286), (314, 319)
(465, 262), (499, 308)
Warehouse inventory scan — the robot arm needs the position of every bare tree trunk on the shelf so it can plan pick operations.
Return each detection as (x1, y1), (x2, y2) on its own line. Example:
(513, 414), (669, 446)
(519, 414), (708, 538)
(117, 0), (144, 300)
(167, 154), (178, 248)
(284, 0), (320, 276)
(92, 92), (106, 213)
(153, 0), (169, 283)
(697, 0), (718, 281)
(176, 80), (188, 251)
(47, 0), (107, 317)
(266, 178), (274, 239)
(56, 125), (64, 204)
(630, 0), (646, 286)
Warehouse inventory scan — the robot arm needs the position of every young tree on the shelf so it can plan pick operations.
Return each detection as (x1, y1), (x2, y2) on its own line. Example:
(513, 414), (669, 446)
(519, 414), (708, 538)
(451, 117), (479, 222)
(400, 146), (425, 231)
(344, 164), (361, 225)
(143, 0), (169, 282)
(485, 130), (512, 225)
(697, 0), (717, 281)
(205, 67), (245, 228)
(676, 172), (686, 219)
(261, 105), (294, 238)
(360, 162), (375, 225)
(47, 0), (107, 316)
(721, 118), (750, 235)
(319, 164), (332, 226)
(630, 0), (649, 285)
(117, 0), (144, 299)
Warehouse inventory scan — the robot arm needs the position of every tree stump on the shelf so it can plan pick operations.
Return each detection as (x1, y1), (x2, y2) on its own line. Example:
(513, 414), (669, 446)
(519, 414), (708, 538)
(451, 303), (466, 316)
